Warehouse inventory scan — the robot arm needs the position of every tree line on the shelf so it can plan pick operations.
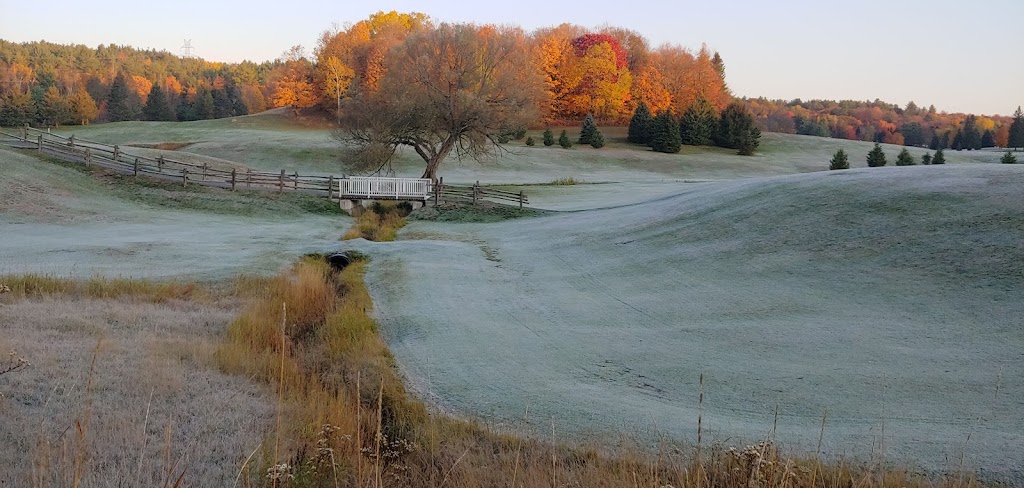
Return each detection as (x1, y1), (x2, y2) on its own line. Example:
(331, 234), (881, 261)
(625, 99), (761, 155)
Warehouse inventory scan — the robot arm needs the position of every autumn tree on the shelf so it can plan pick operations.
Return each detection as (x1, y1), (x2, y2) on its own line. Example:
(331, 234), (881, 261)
(335, 23), (541, 182)
(270, 46), (317, 115)
(829, 149), (849, 170)
(1009, 106), (1024, 150)
(650, 111), (681, 153)
(867, 143), (887, 167)
(679, 97), (717, 146)
(627, 102), (653, 144)
(715, 102), (759, 155)
(932, 148), (945, 164)
(69, 89), (98, 125)
(318, 56), (354, 118)
(579, 114), (599, 145)
(895, 147), (916, 166)
(0, 91), (33, 126)
(39, 86), (72, 126)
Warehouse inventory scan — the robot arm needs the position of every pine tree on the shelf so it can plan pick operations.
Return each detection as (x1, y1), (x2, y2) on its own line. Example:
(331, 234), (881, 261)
(176, 89), (197, 122)
(1009, 106), (1024, 150)
(650, 111), (681, 153)
(932, 148), (946, 165)
(590, 129), (605, 148)
(196, 89), (215, 120)
(952, 131), (964, 151)
(961, 115), (982, 150)
(142, 85), (174, 121)
(542, 128), (555, 146)
(679, 97), (717, 146)
(1001, 151), (1017, 164)
(558, 130), (572, 148)
(578, 114), (598, 145)
(866, 143), (887, 167)
(525, 136), (535, 146)
(828, 149), (849, 170)
(895, 148), (916, 166)
(921, 152), (932, 165)
(929, 134), (940, 150)
(106, 72), (134, 122)
(714, 102), (760, 155)
(627, 102), (653, 144)
(981, 130), (995, 148)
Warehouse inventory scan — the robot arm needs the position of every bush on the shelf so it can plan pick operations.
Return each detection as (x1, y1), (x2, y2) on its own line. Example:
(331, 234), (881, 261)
(921, 153), (932, 165)
(932, 148), (945, 164)
(558, 130), (572, 149)
(828, 149), (849, 170)
(514, 127), (527, 140)
(590, 130), (605, 149)
(497, 133), (512, 144)
(542, 128), (555, 146)
(525, 136), (535, 146)
(895, 148), (916, 166)
(714, 102), (760, 155)
(866, 143), (887, 167)
(1002, 151), (1018, 164)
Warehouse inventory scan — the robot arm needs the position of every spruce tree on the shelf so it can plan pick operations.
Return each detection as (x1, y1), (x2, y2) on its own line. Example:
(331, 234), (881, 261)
(650, 111), (681, 153)
(932, 148), (946, 164)
(196, 89), (215, 120)
(143, 85), (174, 121)
(627, 102), (653, 144)
(715, 102), (760, 155)
(680, 97), (717, 146)
(106, 72), (134, 122)
(525, 136), (535, 146)
(176, 89), (196, 121)
(866, 143), (887, 167)
(981, 130), (995, 148)
(558, 130), (572, 148)
(1001, 151), (1017, 164)
(590, 129), (605, 149)
(1008, 106), (1024, 150)
(952, 131), (964, 151)
(895, 148), (916, 166)
(961, 115), (982, 150)
(929, 134), (940, 150)
(542, 128), (555, 146)
(578, 114), (598, 145)
(828, 149), (849, 170)
(921, 152), (932, 165)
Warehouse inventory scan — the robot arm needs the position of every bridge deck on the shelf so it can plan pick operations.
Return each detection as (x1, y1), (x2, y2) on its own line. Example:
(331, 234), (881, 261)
(336, 176), (433, 200)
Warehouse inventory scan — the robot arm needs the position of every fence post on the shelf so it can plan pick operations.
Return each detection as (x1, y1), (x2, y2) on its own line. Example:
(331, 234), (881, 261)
(157, 156), (164, 172)
(293, 172), (299, 190)
(21, 124), (27, 141)
(519, 191), (524, 210)
(69, 135), (75, 148)
(182, 168), (188, 187)
(85, 148), (91, 166)
(231, 169), (237, 191)
(473, 180), (479, 206)
(134, 158), (139, 177)
(327, 175), (334, 200)
(113, 145), (120, 162)
(246, 169), (252, 188)
(37, 135), (43, 151)
(202, 163), (208, 181)
(279, 169), (285, 193)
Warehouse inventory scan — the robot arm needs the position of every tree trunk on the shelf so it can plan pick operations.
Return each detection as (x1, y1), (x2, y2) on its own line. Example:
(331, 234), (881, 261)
(419, 136), (457, 183)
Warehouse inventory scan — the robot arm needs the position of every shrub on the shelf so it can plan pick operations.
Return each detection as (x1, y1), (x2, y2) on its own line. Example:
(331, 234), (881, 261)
(1002, 151), (1018, 164)
(497, 133), (512, 144)
(590, 129), (605, 149)
(514, 127), (527, 140)
(921, 153), (932, 165)
(895, 148), (916, 166)
(525, 136), (535, 146)
(866, 143), (887, 167)
(542, 128), (555, 146)
(558, 130), (572, 148)
(714, 102), (760, 155)
(932, 148), (946, 164)
(828, 149), (849, 170)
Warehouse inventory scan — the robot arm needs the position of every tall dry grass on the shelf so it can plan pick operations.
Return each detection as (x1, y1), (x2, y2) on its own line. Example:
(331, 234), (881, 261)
(342, 202), (411, 241)
(215, 256), (984, 488)
(0, 274), (203, 303)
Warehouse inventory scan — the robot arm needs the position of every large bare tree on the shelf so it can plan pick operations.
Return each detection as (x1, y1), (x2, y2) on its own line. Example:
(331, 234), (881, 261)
(334, 23), (542, 182)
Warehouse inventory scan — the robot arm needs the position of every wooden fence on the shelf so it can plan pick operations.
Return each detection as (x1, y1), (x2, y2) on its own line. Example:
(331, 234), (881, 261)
(1, 125), (529, 208)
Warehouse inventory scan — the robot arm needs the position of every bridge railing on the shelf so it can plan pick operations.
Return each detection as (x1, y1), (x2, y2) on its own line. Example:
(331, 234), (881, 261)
(338, 176), (433, 200)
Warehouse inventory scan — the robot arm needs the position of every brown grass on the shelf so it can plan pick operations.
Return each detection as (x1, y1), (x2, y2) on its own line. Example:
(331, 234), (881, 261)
(342, 201), (411, 241)
(0, 274), (204, 303)
(214, 257), (984, 488)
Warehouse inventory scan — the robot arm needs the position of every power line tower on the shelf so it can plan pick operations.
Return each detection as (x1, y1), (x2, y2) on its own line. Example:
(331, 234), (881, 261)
(180, 39), (195, 58)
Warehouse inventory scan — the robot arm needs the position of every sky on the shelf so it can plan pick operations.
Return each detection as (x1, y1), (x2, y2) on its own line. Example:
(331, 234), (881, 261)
(1, 0), (1021, 115)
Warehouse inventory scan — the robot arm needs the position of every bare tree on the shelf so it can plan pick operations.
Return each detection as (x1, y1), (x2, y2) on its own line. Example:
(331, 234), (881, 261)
(334, 23), (542, 182)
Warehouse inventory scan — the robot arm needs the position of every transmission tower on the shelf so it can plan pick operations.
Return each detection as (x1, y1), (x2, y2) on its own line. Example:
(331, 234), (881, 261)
(180, 39), (195, 58)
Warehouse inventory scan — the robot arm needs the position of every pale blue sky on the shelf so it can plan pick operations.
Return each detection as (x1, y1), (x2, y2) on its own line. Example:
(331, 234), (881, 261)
(1, 0), (1021, 115)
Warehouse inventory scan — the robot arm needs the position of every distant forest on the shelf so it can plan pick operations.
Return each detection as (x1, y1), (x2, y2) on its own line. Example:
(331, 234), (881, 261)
(0, 11), (1016, 149)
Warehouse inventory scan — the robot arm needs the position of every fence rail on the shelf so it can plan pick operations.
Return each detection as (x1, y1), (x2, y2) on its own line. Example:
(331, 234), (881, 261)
(3, 125), (529, 208)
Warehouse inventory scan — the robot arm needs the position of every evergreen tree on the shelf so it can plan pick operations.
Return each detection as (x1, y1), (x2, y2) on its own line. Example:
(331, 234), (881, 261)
(828, 149), (849, 170)
(1001, 151), (1017, 164)
(0, 91), (34, 127)
(525, 136), (535, 146)
(981, 130), (995, 148)
(866, 143), (887, 167)
(176, 89), (197, 122)
(952, 131), (964, 151)
(679, 97), (717, 146)
(932, 148), (946, 164)
(961, 115), (981, 150)
(590, 129), (605, 149)
(212, 88), (233, 119)
(558, 130), (572, 148)
(39, 86), (72, 126)
(650, 111), (681, 153)
(1009, 106), (1024, 150)
(142, 85), (174, 121)
(940, 132), (951, 149)
(542, 127), (555, 146)
(578, 114), (598, 145)
(196, 89), (215, 120)
(106, 72), (135, 122)
(70, 89), (99, 125)
(895, 147), (916, 166)
(714, 102), (760, 155)
(921, 152), (932, 165)
(929, 134), (940, 150)
(627, 102), (653, 144)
